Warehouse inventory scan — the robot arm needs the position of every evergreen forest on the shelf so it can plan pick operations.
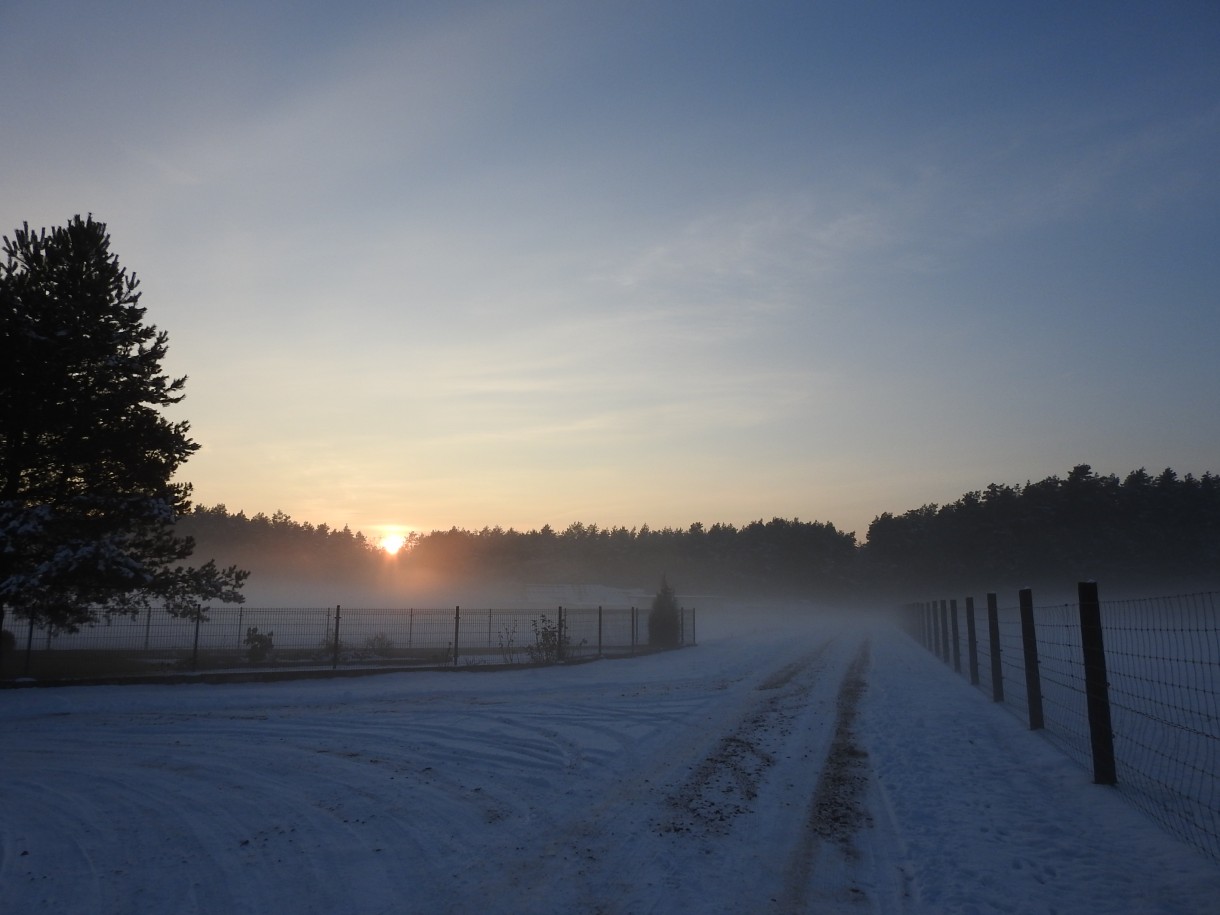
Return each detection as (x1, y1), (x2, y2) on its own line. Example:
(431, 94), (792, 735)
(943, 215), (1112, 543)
(179, 465), (1220, 606)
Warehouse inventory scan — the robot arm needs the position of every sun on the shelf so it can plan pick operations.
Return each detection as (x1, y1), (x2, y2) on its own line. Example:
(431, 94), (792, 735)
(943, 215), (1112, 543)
(377, 533), (408, 555)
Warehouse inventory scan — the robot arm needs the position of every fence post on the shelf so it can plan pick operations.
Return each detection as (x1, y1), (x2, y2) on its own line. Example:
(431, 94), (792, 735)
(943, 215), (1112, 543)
(332, 605), (341, 670)
(681, 607), (686, 646)
(924, 601), (934, 652)
(950, 599), (962, 673)
(1018, 588), (1045, 730)
(939, 599), (950, 662)
(987, 593), (1004, 702)
(1078, 581), (1117, 785)
(557, 606), (565, 662)
(598, 606), (603, 657)
(191, 608), (202, 672)
(964, 596), (980, 686)
(631, 607), (637, 654)
(25, 614), (35, 675)
(453, 606), (460, 666)
(692, 607), (697, 646)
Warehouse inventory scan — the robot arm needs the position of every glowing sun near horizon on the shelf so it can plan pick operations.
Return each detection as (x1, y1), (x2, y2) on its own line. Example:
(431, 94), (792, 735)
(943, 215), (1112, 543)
(377, 533), (408, 555)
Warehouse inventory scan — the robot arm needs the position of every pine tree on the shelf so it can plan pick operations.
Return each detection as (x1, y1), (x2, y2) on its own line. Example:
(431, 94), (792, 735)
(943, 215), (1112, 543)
(0, 215), (246, 630)
(648, 574), (681, 649)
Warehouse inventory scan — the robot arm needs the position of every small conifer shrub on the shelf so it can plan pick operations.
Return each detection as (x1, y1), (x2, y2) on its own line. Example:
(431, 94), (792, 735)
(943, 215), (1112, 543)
(649, 576), (681, 649)
(244, 626), (274, 663)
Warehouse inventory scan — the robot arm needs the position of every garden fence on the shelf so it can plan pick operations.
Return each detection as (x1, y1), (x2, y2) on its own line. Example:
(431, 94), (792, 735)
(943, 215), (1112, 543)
(906, 584), (1219, 862)
(0, 604), (696, 682)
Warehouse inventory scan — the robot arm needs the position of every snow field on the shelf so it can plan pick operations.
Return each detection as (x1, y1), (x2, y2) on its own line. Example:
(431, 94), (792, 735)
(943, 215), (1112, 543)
(2, 608), (1218, 914)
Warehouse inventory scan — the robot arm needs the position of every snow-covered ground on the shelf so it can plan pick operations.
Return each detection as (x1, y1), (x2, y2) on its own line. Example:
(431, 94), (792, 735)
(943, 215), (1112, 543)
(3, 608), (1217, 914)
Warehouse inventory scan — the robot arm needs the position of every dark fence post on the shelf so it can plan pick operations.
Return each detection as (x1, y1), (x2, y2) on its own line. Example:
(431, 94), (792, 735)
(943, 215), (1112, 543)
(987, 592), (1004, 702)
(557, 606), (565, 662)
(692, 607), (697, 646)
(332, 605), (341, 670)
(1018, 588), (1045, 730)
(1078, 581), (1117, 785)
(25, 614), (35, 675)
(939, 599), (950, 663)
(598, 606), (603, 657)
(631, 607), (637, 654)
(965, 596), (980, 686)
(191, 608), (202, 672)
(950, 599), (962, 673)
(924, 601), (934, 652)
(453, 606), (460, 666)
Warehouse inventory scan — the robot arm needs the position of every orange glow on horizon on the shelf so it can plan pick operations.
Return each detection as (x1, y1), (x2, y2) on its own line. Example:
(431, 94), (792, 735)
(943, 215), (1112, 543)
(377, 533), (408, 555)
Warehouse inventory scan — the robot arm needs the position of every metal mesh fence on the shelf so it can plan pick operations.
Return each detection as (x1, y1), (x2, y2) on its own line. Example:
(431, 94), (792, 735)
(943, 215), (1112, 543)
(995, 607), (1028, 722)
(1026, 602), (1092, 770)
(910, 589), (1220, 862)
(1100, 592), (1219, 862)
(0, 605), (690, 680)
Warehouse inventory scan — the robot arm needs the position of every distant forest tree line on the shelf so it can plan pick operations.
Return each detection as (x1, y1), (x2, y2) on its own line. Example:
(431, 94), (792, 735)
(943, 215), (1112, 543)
(179, 465), (1220, 604)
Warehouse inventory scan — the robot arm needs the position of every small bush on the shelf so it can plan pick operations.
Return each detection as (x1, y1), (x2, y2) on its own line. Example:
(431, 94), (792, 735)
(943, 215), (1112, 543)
(499, 621), (521, 665)
(527, 613), (567, 664)
(649, 576), (682, 649)
(363, 633), (395, 657)
(244, 626), (274, 663)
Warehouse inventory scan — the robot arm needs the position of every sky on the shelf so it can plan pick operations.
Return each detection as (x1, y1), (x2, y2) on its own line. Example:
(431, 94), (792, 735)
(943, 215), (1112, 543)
(3, 1), (1219, 545)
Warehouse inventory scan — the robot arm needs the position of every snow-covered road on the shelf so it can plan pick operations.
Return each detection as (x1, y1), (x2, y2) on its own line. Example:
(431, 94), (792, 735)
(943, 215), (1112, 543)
(3, 610), (1217, 914)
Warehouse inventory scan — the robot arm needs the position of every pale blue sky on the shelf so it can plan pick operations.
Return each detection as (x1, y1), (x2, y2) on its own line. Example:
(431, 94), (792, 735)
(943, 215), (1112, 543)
(4, 1), (1218, 543)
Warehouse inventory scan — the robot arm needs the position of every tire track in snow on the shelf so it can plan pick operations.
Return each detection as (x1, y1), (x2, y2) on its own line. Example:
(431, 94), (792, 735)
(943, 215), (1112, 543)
(654, 641), (835, 838)
(779, 637), (913, 914)
(484, 630), (859, 915)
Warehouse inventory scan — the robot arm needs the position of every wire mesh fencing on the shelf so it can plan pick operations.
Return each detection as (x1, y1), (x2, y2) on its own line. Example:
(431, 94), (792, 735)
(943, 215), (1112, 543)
(908, 586), (1220, 863)
(0, 605), (695, 681)
(995, 607), (1029, 722)
(1017, 600), (1093, 769)
(1100, 592), (1219, 862)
